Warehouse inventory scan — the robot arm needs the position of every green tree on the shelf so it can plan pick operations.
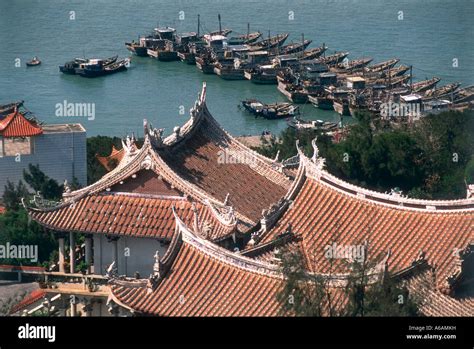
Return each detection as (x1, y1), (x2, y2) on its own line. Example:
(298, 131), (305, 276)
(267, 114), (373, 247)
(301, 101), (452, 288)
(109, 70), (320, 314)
(23, 164), (63, 200)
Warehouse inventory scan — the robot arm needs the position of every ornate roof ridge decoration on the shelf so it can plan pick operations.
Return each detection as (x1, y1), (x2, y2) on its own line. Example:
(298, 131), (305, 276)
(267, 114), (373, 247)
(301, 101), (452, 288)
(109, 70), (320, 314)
(204, 199), (237, 228)
(301, 138), (474, 212)
(171, 206), (283, 278)
(250, 143), (306, 246)
(156, 82), (291, 188)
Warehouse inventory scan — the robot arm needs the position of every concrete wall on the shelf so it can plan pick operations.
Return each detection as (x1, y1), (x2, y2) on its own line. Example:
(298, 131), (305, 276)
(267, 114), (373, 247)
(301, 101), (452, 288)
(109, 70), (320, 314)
(0, 129), (86, 196)
(93, 235), (169, 278)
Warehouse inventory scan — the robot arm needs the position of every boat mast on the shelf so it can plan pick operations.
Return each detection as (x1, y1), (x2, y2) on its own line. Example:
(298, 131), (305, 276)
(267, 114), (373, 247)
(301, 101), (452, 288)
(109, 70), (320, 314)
(301, 33), (304, 58)
(197, 14), (200, 37)
(218, 14), (222, 34)
(247, 23), (250, 39)
(410, 65), (413, 92)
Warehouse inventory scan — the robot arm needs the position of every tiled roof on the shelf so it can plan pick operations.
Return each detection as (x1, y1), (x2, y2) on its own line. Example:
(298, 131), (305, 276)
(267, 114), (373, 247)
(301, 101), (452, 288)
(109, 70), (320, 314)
(405, 269), (474, 316)
(96, 146), (125, 171)
(28, 192), (235, 241)
(110, 213), (284, 316)
(160, 117), (290, 223)
(9, 289), (46, 315)
(0, 110), (43, 137)
(259, 155), (474, 291)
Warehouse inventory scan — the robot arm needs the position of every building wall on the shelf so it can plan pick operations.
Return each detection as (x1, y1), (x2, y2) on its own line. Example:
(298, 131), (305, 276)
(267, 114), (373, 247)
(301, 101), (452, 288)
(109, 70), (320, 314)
(93, 235), (169, 278)
(0, 129), (86, 196)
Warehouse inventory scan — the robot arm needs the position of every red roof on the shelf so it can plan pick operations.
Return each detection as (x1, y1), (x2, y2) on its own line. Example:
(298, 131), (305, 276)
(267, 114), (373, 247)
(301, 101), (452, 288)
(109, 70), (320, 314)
(9, 289), (46, 314)
(96, 146), (126, 171)
(0, 110), (43, 137)
(260, 174), (473, 291)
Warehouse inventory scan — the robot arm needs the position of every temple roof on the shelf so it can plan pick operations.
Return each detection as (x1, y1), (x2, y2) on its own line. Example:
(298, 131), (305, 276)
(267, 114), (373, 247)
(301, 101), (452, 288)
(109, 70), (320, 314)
(253, 142), (474, 292)
(109, 208), (285, 316)
(27, 191), (235, 241)
(0, 109), (43, 137)
(25, 83), (289, 240)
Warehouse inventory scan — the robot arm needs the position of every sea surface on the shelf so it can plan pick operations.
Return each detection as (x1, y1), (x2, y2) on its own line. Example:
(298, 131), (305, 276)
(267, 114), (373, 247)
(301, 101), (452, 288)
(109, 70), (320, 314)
(0, 0), (473, 138)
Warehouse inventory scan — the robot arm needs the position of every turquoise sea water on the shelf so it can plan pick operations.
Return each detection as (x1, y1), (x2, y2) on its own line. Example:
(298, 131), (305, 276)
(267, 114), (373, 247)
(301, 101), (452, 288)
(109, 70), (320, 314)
(0, 0), (473, 137)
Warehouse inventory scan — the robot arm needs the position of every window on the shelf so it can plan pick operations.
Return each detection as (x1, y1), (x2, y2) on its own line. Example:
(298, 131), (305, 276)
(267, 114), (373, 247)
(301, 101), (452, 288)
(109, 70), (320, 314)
(2, 137), (33, 156)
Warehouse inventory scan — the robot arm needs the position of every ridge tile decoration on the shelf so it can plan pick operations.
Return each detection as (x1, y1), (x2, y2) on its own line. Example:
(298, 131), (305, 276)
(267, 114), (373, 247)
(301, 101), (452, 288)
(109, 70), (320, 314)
(0, 109), (43, 137)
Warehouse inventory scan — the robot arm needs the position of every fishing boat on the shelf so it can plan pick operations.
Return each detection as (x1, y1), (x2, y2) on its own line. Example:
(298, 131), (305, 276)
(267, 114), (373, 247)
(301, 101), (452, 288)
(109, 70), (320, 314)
(126, 37), (163, 57)
(0, 101), (24, 115)
(277, 81), (308, 103)
(75, 58), (130, 78)
(452, 85), (474, 103)
(411, 77), (441, 93)
(333, 98), (351, 116)
(371, 74), (410, 88)
(382, 65), (410, 78)
(334, 57), (372, 72)
(274, 39), (312, 55)
(308, 94), (334, 110)
(26, 57), (41, 67)
(207, 28), (232, 36)
(147, 40), (179, 61)
(59, 55), (118, 75)
(423, 82), (460, 100)
(214, 62), (245, 80)
(227, 31), (262, 45)
(298, 45), (328, 60)
(241, 99), (299, 119)
(287, 116), (338, 131)
(249, 33), (289, 51)
(244, 65), (281, 84)
(317, 52), (349, 66)
(365, 58), (399, 73)
(195, 51), (216, 74)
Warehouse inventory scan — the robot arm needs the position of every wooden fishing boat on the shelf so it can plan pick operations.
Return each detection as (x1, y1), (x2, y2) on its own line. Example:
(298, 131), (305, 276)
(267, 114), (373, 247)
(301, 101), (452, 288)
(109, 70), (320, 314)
(365, 58), (399, 73)
(214, 63), (245, 80)
(411, 77), (441, 93)
(195, 53), (216, 74)
(333, 98), (351, 116)
(382, 65), (410, 78)
(26, 57), (41, 67)
(227, 32), (262, 45)
(207, 28), (232, 37)
(249, 33), (289, 51)
(423, 82), (460, 100)
(287, 116), (338, 131)
(147, 40), (179, 61)
(371, 74), (410, 88)
(317, 52), (349, 66)
(308, 95), (334, 110)
(299, 45), (328, 60)
(241, 99), (299, 119)
(452, 85), (474, 103)
(277, 81), (308, 103)
(0, 101), (24, 115)
(274, 39), (312, 55)
(244, 65), (280, 84)
(334, 57), (372, 71)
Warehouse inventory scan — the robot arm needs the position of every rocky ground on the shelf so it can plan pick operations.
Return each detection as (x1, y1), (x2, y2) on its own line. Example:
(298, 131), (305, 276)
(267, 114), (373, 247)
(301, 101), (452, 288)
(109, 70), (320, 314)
(0, 280), (38, 315)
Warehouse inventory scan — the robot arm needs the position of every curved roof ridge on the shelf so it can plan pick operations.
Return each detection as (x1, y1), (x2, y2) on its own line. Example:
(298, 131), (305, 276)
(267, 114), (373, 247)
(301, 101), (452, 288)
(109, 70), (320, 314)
(171, 207), (282, 278)
(301, 141), (474, 212)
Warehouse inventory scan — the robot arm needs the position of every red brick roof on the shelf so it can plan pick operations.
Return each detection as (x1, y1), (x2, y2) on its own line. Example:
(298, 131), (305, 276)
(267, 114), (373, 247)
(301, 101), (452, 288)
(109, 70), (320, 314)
(96, 146), (125, 171)
(9, 289), (46, 315)
(110, 215), (285, 316)
(0, 110), (42, 137)
(28, 192), (235, 241)
(160, 116), (290, 223)
(258, 154), (474, 292)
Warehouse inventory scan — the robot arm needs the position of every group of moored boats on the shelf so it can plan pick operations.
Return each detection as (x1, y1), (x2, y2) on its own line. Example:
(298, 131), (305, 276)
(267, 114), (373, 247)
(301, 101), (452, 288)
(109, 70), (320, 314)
(59, 55), (130, 78)
(124, 15), (473, 121)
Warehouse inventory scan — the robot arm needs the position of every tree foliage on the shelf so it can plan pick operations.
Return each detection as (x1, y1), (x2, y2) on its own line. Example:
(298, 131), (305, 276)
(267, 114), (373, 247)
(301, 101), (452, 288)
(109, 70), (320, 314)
(256, 110), (474, 199)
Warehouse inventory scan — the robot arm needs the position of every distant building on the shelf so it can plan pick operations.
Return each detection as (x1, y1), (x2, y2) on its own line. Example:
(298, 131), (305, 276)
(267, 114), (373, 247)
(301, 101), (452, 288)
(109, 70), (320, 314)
(0, 105), (86, 197)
